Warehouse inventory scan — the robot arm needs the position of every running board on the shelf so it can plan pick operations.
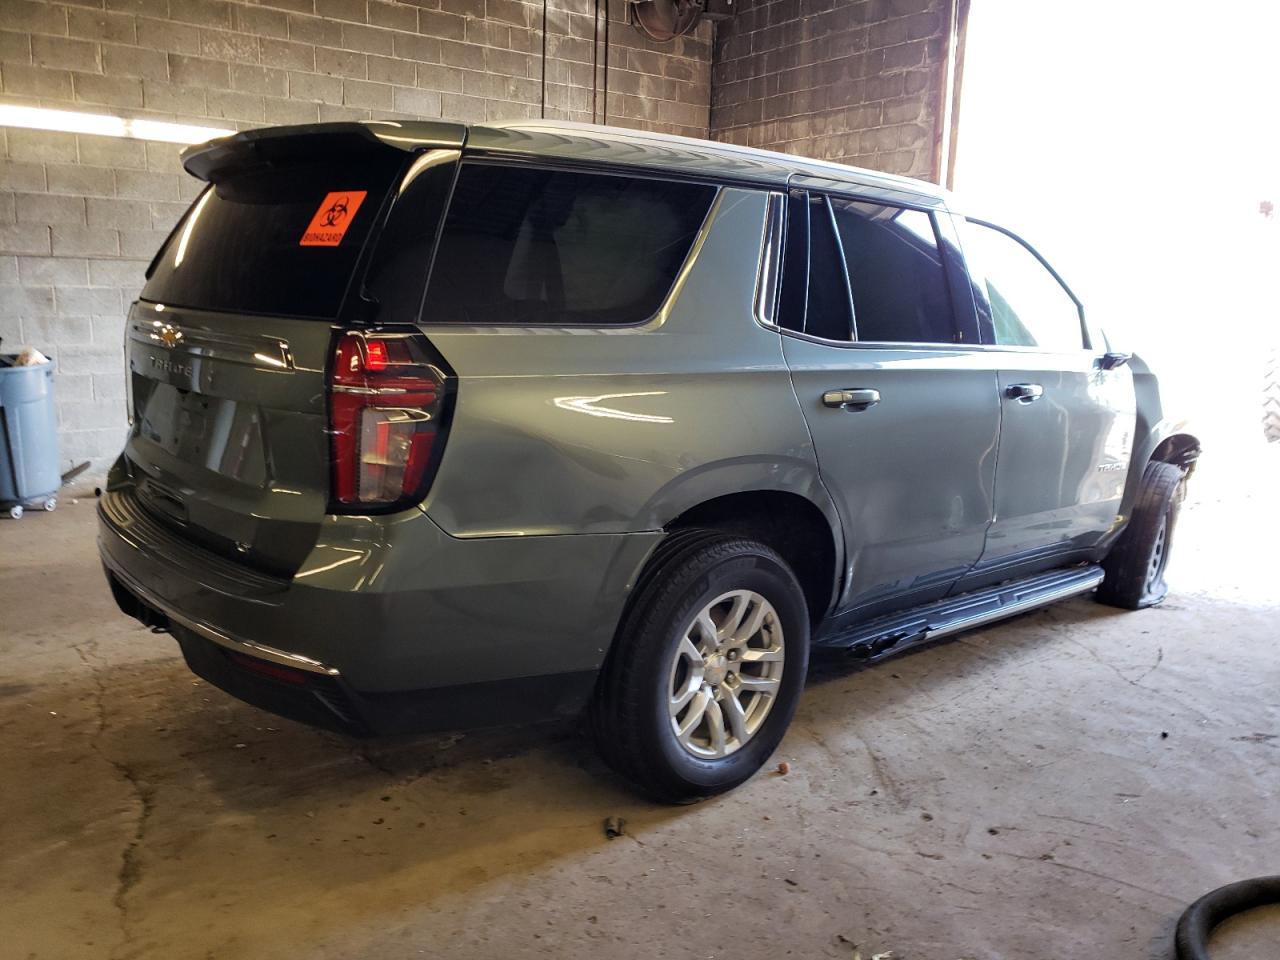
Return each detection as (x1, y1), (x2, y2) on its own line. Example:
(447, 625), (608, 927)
(815, 564), (1105, 662)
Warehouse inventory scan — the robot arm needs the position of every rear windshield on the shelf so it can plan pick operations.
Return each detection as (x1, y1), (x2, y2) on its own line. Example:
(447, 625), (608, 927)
(142, 156), (403, 319)
(424, 163), (717, 325)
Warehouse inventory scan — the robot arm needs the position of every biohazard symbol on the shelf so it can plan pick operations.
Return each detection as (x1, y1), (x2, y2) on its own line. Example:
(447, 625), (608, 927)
(320, 195), (350, 227)
(300, 190), (368, 247)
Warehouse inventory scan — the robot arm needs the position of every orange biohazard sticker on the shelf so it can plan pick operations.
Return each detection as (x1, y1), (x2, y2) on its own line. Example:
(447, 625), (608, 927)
(299, 190), (367, 247)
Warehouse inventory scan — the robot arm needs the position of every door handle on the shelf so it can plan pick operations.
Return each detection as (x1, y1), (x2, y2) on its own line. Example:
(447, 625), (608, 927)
(822, 388), (880, 410)
(1004, 383), (1044, 403)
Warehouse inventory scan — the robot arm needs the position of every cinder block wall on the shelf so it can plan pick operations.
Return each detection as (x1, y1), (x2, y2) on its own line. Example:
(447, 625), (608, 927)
(0, 0), (711, 475)
(710, 0), (952, 181)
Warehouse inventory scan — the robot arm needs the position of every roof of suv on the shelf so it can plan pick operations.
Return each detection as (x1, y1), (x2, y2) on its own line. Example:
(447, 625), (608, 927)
(475, 120), (948, 203)
(183, 118), (949, 207)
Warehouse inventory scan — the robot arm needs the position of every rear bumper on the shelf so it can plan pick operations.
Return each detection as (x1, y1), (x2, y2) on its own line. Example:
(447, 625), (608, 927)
(164, 618), (599, 736)
(98, 483), (661, 734)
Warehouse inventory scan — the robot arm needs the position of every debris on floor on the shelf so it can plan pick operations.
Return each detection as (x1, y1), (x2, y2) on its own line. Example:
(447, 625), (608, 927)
(60, 461), (90, 486)
(836, 943), (896, 960)
(603, 816), (626, 840)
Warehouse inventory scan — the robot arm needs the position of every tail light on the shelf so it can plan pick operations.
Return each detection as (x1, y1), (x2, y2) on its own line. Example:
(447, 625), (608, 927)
(328, 330), (453, 511)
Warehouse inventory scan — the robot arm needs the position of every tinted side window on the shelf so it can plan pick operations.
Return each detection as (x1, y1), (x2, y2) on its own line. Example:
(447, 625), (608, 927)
(960, 220), (1084, 351)
(424, 164), (716, 325)
(829, 200), (958, 344)
(805, 198), (854, 341)
(776, 193), (809, 334)
(776, 194), (854, 341)
(362, 151), (458, 326)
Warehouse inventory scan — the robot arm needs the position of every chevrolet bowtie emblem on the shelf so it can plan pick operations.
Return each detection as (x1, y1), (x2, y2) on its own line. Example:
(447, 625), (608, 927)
(159, 325), (183, 348)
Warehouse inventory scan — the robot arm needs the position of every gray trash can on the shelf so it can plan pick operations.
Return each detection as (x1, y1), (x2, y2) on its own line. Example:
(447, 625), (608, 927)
(0, 354), (61, 519)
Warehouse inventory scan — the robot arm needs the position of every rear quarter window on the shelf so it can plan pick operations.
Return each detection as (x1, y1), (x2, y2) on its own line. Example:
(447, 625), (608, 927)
(424, 163), (717, 325)
(142, 156), (403, 320)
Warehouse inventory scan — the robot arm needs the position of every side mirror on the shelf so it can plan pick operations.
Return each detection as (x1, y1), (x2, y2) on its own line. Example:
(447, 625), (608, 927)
(1100, 351), (1131, 370)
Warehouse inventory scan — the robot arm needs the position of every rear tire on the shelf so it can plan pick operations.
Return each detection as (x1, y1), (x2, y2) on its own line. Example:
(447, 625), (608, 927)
(591, 530), (809, 803)
(1097, 460), (1185, 610)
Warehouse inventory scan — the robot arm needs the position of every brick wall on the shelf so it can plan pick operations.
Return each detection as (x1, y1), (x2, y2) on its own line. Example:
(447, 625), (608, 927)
(709, 0), (954, 181)
(0, 0), (710, 476)
(601, 0), (710, 134)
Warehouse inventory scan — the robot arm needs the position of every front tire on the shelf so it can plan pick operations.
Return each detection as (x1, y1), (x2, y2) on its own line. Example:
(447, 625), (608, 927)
(1097, 460), (1186, 609)
(591, 531), (809, 803)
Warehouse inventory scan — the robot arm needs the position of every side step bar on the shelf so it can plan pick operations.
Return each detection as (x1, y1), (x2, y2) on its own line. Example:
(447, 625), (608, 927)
(815, 564), (1105, 662)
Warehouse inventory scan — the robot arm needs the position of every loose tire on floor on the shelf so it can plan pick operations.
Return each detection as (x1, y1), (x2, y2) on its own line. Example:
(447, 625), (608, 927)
(591, 530), (809, 803)
(1264, 344), (1280, 443)
(1097, 460), (1186, 610)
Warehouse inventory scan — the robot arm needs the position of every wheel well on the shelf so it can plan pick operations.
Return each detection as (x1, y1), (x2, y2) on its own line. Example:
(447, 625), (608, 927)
(1151, 433), (1201, 476)
(665, 491), (838, 622)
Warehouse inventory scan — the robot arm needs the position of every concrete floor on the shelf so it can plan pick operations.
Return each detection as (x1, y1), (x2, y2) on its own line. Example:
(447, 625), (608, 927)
(2, 446), (1277, 960)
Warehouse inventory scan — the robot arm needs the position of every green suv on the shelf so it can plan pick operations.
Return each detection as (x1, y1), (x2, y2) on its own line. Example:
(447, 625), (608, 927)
(99, 120), (1199, 801)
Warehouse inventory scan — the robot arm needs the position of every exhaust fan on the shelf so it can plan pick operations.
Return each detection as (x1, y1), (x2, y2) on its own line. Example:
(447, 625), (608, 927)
(629, 0), (735, 42)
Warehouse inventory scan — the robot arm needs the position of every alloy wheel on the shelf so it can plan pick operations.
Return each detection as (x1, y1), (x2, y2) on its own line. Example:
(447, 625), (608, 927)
(1146, 512), (1169, 594)
(667, 590), (785, 759)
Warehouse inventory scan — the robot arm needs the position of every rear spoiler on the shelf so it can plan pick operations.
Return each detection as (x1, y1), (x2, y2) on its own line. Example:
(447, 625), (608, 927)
(180, 121), (468, 183)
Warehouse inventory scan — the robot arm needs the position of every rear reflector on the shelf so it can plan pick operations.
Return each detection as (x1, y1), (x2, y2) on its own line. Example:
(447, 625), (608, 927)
(226, 651), (310, 686)
(328, 330), (452, 511)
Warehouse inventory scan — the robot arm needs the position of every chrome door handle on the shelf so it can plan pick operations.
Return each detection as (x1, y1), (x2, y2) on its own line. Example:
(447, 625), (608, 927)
(1004, 383), (1044, 403)
(822, 388), (880, 410)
